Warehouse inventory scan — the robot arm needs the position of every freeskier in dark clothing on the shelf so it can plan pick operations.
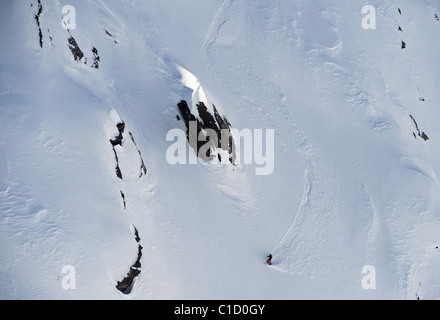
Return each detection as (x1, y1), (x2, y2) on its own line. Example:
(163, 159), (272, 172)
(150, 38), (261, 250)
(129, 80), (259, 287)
(266, 254), (272, 265)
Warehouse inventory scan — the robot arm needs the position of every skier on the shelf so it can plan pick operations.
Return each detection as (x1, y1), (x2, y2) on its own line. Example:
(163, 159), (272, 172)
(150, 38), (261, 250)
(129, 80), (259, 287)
(266, 254), (272, 265)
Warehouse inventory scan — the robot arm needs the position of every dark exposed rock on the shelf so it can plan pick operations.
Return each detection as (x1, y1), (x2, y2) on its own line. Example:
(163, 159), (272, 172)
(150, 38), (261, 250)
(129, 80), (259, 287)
(48, 28), (53, 46)
(213, 106), (234, 157)
(420, 132), (429, 141)
(35, 0), (43, 48)
(177, 100), (197, 128)
(106, 120), (147, 294)
(197, 102), (219, 136)
(104, 29), (118, 43)
(128, 132), (148, 178)
(115, 165), (122, 179)
(91, 47), (100, 69)
(116, 226), (143, 294)
(116, 122), (125, 132)
(401, 41), (406, 49)
(133, 226), (141, 243)
(120, 190), (126, 209)
(177, 100), (235, 163)
(110, 121), (125, 179)
(116, 243), (143, 294)
(68, 37), (84, 62)
(140, 158), (147, 177)
(110, 121), (125, 146)
(66, 30), (100, 67)
(111, 135), (123, 147)
(112, 146), (122, 179)
(109, 121), (148, 180)
(410, 115), (429, 141)
(177, 100), (204, 156)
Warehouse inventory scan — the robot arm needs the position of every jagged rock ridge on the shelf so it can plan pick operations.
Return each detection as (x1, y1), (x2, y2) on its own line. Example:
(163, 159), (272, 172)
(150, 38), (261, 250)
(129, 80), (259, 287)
(177, 100), (236, 163)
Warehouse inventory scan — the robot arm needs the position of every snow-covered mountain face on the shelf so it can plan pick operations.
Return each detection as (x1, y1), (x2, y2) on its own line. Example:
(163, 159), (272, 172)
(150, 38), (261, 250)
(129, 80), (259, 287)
(1, 0), (440, 299)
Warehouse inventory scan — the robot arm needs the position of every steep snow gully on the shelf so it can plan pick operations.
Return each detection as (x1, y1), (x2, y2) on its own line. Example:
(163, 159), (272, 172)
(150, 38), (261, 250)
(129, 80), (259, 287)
(1, 0), (440, 300)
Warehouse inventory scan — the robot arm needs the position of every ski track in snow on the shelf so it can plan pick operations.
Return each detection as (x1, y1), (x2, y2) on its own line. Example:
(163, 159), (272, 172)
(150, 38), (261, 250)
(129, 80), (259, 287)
(200, 0), (332, 278)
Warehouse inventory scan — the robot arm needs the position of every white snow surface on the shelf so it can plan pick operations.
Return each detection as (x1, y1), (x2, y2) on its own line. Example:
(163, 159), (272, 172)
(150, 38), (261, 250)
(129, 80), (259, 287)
(1, 0), (440, 299)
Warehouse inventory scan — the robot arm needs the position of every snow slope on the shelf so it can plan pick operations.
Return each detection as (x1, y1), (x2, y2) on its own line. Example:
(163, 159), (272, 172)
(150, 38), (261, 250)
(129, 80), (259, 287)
(1, 0), (440, 299)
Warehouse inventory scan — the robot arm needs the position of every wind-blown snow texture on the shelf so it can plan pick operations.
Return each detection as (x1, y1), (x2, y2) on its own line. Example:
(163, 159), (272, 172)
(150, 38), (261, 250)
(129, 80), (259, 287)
(1, 0), (440, 299)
